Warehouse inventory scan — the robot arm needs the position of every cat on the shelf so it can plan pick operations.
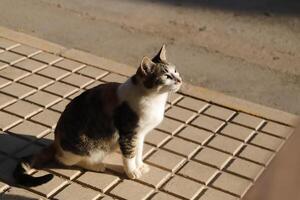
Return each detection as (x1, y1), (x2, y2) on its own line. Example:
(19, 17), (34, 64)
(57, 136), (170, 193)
(13, 44), (182, 187)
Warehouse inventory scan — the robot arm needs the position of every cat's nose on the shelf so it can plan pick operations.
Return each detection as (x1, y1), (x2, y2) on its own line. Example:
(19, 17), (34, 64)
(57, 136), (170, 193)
(176, 77), (182, 84)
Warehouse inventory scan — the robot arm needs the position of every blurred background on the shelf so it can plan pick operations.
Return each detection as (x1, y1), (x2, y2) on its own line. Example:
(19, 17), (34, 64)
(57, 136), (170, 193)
(0, 0), (299, 115)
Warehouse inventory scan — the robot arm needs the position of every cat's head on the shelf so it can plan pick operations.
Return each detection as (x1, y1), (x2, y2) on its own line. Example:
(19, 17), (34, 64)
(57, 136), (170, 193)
(133, 44), (182, 94)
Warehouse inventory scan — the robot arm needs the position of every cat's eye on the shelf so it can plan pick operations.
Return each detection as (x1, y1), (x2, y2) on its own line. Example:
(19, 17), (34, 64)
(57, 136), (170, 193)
(165, 74), (173, 79)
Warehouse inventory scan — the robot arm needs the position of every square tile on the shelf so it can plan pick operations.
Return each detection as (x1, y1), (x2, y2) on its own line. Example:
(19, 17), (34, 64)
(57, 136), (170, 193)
(212, 172), (252, 197)
(204, 105), (236, 121)
(163, 137), (200, 158)
(226, 158), (264, 180)
(32, 52), (62, 64)
(146, 149), (186, 172)
(138, 165), (171, 188)
(151, 192), (182, 200)
(163, 175), (204, 200)
(110, 180), (154, 200)
(177, 97), (209, 112)
(157, 117), (184, 135)
(177, 126), (213, 145)
(37, 66), (70, 80)
(30, 109), (61, 128)
(50, 99), (70, 112)
(54, 59), (85, 72)
(199, 188), (238, 200)
(220, 123), (255, 142)
(250, 133), (284, 151)
(101, 73), (127, 83)
(66, 89), (84, 100)
(77, 171), (120, 192)
(19, 74), (54, 89)
(207, 135), (243, 155)
(0, 133), (29, 155)
(0, 77), (11, 88)
(84, 80), (104, 90)
(194, 147), (232, 169)
(52, 183), (101, 200)
(145, 129), (171, 147)
(9, 120), (50, 140)
(192, 115), (225, 132)
(0, 66), (30, 81)
(0, 38), (19, 50)
(77, 65), (108, 79)
(0, 51), (25, 64)
(0, 61), (8, 70)
(178, 161), (218, 184)
(167, 93), (183, 104)
(0, 93), (16, 109)
(232, 113), (264, 129)
(49, 166), (81, 181)
(262, 121), (293, 138)
(14, 58), (47, 72)
(4, 100), (42, 118)
(10, 45), (41, 57)
(0, 111), (22, 130)
(1, 82), (36, 99)
(43, 82), (78, 98)
(2, 187), (44, 199)
(26, 91), (61, 107)
(61, 74), (94, 88)
(238, 145), (274, 166)
(165, 106), (197, 123)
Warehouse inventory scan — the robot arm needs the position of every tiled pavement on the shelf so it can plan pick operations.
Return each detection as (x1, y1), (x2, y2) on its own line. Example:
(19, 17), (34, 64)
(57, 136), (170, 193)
(0, 27), (299, 200)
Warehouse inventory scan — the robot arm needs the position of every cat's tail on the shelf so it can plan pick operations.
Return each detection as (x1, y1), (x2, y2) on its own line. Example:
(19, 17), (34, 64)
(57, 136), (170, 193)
(13, 143), (56, 187)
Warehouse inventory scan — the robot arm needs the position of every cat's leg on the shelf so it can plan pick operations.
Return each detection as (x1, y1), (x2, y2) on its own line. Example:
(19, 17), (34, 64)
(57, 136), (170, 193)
(135, 135), (150, 174)
(119, 135), (142, 179)
(56, 149), (82, 166)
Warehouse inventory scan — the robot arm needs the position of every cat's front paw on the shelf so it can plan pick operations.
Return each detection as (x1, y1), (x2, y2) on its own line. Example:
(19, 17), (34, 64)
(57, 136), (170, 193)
(138, 163), (150, 174)
(125, 168), (142, 179)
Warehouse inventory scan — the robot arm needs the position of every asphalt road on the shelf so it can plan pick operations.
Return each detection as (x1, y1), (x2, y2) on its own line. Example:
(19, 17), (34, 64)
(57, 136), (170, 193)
(0, 0), (299, 115)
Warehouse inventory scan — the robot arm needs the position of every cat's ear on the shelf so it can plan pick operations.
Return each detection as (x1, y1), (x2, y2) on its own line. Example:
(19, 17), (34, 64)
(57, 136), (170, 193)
(152, 44), (167, 63)
(137, 56), (156, 77)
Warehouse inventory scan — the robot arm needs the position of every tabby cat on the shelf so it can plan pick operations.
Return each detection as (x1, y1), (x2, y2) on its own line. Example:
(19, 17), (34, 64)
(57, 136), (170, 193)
(13, 45), (182, 186)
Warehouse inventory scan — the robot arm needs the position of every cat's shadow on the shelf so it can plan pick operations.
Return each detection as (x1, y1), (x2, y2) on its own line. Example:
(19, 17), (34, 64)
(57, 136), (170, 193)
(0, 131), (127, 188)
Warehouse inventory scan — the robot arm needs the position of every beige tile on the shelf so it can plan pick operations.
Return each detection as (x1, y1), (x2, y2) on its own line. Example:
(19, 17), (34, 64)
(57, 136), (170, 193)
(50, 99), (70, 112)
(30, 170), (68, 198)
(84, 80), (104, 89)
(13, 58), (47, 72)
(262, 121), (294, 138)
(163, 137), (200, 158)
(165, 106), (197, 123)
(26, 91), (61, 107)
(54, 59), (85, 72)
(143, 143), (155, 158)
(163, 175), (204, 200)
(204, 105), (236, 121)
(194, 148), (232, 169)
(19, 74), (54, 89)
(10, 45), (41, 57)
(146, 149), (186, 172)
(179, 161), (219, 184)
(77, 171), (119, 192)
(0, 51), (25, 64)
(138, 165), (171, 188)
(192, 115), (225, 132)
(50, 166), (81, 180)
(0, 66), (30, 81)
(0, 76), (11, 88)
(157, 117), (184, 135)
(1, 82), (36, 99)
(212, 172), (252, 197)
(66, 89), (84, 100)
(167, 93), (183, 104)
(226, 158), (264, 180)
(110, 180), (154, 200)
(37, 66), (70, 80)
(232, 113), (264, 129)
(32, 52), (62, 65)
(4, 100), (42, 118)
(0, 133), (28, 154)
(30, 109), (61, 128)
(199, 188), (239, 200)
(61, 74), (94, 88)
(0, 111), (22, 130)
(43, 82), (78, 98)
(9, 120), (50, 140)
(177, 97), (209, 112)
(151, 192), (182, 200)
(77, 65), (109, 79)
(145, 129), (171, 147)
(52, 183), (101, 200)
(177, 126), (213, 145)
(37, 132), (55, 146)
(250, 133), (284, 151)
(101, 73), (128, 83)
(2, 187), (45, 199)
(0, 61), (8, 70)
(0, 93), (16, 109)
(238, 144), (274, 165)
(207, 135), (243, 155)
(220, 123), (255, 142)
(0, 38), (19, 50)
